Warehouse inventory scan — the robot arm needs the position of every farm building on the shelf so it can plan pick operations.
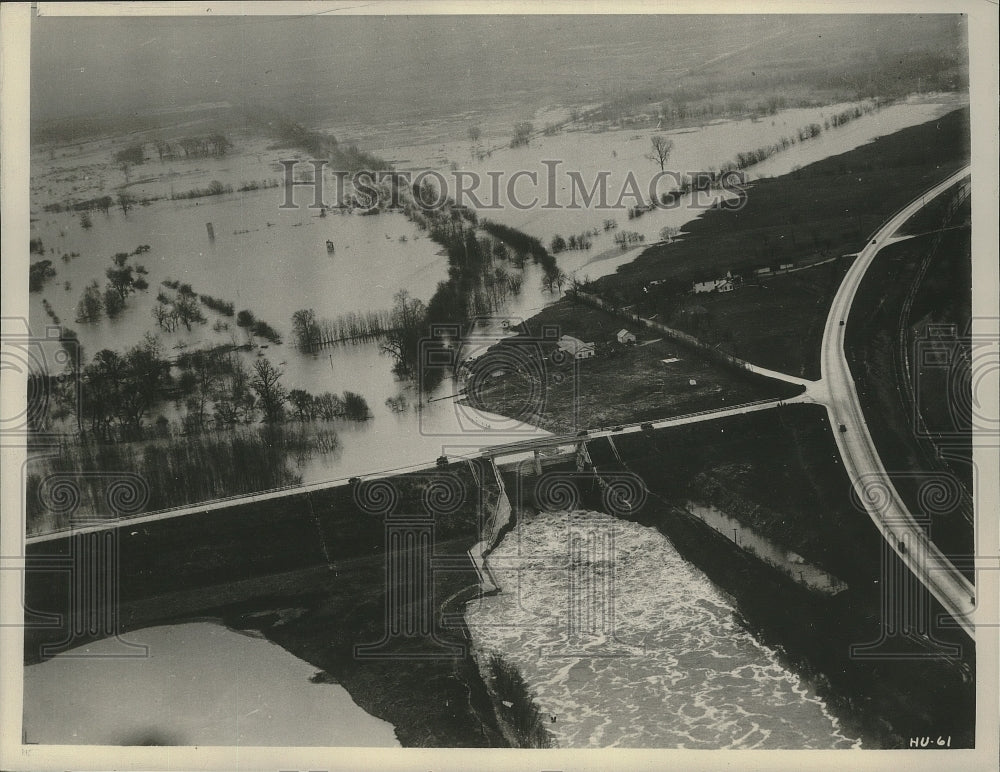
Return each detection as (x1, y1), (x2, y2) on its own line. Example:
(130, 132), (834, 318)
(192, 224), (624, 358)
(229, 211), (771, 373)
(692, 272), (736, 294)
(616, 329), (637, 345)
(557, 335), (597, 360)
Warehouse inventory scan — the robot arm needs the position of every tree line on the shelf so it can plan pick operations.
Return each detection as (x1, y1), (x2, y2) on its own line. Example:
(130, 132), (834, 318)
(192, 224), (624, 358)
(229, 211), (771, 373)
(34, 332), (374, 444)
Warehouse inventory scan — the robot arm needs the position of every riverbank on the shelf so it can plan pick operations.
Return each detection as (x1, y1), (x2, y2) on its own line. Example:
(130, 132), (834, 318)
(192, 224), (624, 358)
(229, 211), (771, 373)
(589, 107), (971, 379)
(588, 405), (975, 748)
(23, 460), (511, 747)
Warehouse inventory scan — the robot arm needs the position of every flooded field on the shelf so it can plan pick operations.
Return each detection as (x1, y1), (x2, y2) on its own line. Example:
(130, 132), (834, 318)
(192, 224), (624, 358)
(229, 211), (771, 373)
(26, 95), (964, 491)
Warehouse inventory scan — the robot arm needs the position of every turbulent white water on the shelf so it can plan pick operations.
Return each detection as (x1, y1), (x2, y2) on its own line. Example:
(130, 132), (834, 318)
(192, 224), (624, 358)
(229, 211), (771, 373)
(465, 509), (862, 749)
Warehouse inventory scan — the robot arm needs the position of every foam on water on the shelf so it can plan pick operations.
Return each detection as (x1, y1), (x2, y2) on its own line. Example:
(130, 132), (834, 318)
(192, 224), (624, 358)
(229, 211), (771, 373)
(465, 509), (862, 749)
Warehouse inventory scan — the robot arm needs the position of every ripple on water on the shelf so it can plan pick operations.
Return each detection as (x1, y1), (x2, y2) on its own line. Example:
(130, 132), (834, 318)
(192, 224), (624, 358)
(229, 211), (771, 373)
(465, 509), (862, 749)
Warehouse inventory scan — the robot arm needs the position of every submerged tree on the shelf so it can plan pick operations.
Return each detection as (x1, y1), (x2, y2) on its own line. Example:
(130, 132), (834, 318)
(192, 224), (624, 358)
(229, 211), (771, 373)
(291, 308), (322, 350)
(510, 121), (534, 148)
(379, 289), (427, 378)
(116, 191), (137, 215)
(76, 280), (103, 322)
(251, 358), (287, 423)
(647, 135), (674, 172)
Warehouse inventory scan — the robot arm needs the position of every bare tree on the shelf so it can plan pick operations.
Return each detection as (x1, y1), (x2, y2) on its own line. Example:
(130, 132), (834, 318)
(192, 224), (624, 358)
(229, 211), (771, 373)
(117, 191), (136, 215)
(291, 308), (321, 350)
(251, 358), (287, 423)
(647, 135), (674, 172)
(379, 289), (426, 377)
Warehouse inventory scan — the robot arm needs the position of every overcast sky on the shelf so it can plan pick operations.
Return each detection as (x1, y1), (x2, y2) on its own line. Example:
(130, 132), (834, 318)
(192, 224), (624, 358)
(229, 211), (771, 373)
(29, 14), (769, 123)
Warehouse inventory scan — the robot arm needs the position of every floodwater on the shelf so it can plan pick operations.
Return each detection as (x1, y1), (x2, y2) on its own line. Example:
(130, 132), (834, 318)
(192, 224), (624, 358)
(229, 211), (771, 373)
(22, 97), (961, 749)
(22, 621), (400, 746)
(464, 509), (861, 749)
(387, 96), (963, 277)
(27, 95), (964, 489)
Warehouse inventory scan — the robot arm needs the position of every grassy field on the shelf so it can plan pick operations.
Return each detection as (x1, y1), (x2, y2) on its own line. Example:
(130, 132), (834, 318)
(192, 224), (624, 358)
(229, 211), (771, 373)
(461, 298), (800, 433)
(591, 108), (970, 378)
(896, 180), (970, 236)
(645, 257), (852, 379)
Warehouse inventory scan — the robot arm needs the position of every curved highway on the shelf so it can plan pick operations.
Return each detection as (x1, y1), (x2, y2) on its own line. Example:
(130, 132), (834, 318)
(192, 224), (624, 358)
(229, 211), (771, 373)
(820, 165), (974, 639)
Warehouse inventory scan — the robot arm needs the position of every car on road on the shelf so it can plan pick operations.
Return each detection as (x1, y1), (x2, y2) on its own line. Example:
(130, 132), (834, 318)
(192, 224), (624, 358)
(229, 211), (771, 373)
(839, 320), (845, 326)
(839, 424), (848, 433)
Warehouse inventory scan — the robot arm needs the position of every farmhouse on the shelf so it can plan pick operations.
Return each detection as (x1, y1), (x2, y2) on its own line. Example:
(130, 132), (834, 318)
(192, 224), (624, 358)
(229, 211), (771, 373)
(557, 335), (597, 360)
(616, 329), (637, 345)
(692, 271), (736, 294)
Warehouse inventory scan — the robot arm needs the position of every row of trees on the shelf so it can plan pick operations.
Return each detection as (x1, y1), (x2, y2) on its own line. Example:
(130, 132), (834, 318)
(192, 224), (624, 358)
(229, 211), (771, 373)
(613, 230), (646, 249)
(550, 232), (595, 253)
(721, 106), (878, 174)
(45, 191), (140, 218)
(215, 357), (370, 426)
(169, 180), (234, 200)
(152, 281), (280, 344)
(235, 309), (282, 345)
(67, 331), (373, 441)
(151, 133), (233, 161)
(291, 307), (395, 350)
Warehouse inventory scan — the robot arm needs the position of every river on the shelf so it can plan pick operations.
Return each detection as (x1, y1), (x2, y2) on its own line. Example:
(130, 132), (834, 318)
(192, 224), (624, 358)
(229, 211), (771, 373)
(464, 509), (861, 748)
(23, 97), (959, 748)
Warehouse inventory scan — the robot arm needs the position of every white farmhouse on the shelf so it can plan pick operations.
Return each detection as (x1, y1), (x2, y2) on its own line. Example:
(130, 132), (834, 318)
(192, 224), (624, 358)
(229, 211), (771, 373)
(557, 335), (597, 360)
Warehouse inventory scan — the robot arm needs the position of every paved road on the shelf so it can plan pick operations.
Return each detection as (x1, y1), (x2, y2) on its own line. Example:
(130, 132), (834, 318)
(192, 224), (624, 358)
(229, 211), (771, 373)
(481, 393), (813, 456)
(819, 166), (975, 639)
